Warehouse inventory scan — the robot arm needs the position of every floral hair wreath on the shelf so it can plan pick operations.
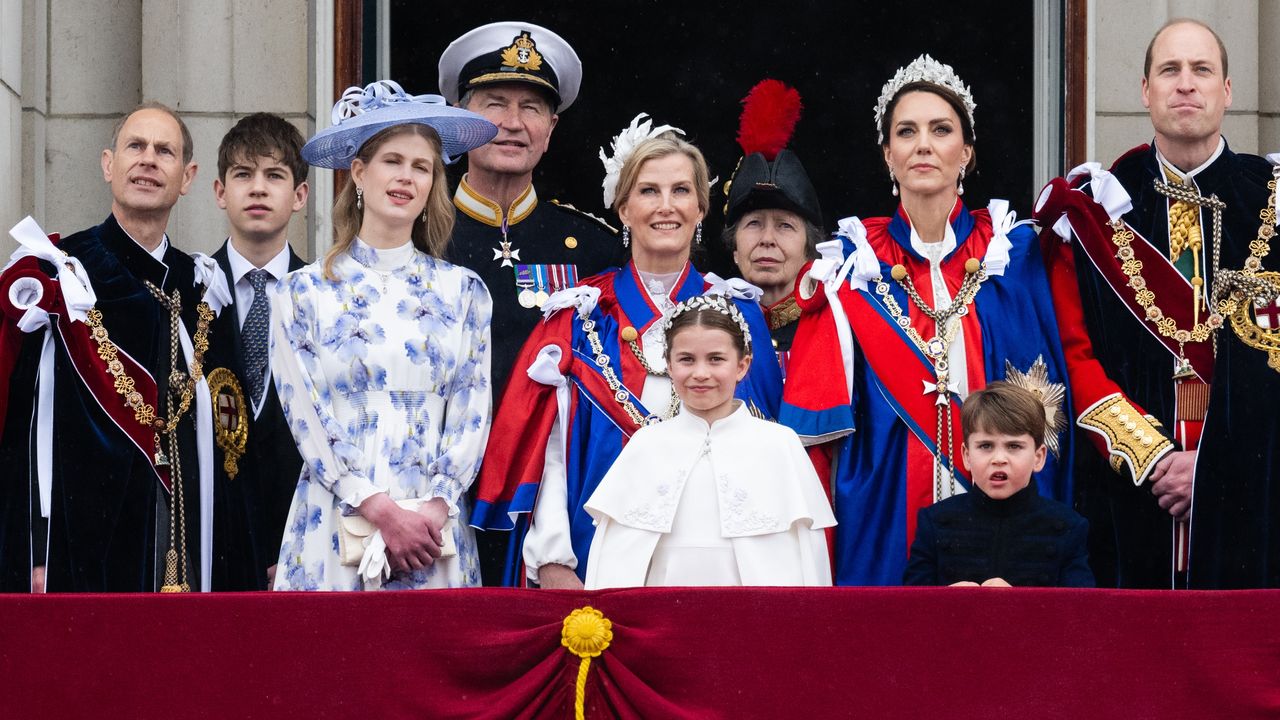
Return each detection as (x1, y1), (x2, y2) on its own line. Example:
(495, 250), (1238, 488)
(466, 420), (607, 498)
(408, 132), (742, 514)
(874, 54), (976, 144)
(662, 294), (753, 354)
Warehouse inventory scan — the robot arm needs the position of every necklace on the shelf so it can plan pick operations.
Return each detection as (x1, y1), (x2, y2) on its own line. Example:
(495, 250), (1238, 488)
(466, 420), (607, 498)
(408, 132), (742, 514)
(582, 319), (679, 427)
(875, 257), (988, 500)
(1112, 178), (1229, 377)
(623, 336), (681, 420)
(87, 282), (213, 592)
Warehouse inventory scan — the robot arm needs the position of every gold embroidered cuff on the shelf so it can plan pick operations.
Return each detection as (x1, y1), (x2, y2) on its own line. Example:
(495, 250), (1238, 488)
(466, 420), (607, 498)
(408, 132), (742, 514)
(1077, 393), (1174, 486)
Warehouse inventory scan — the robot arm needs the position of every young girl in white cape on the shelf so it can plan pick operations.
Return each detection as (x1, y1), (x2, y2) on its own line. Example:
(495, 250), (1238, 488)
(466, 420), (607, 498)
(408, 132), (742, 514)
(583, 294), (835, 588)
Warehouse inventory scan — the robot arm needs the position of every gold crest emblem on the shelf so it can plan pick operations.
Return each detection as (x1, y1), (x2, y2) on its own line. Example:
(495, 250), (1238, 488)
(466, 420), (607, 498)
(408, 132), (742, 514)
(1225, 271), (1280, 373)
(207, 367), (249, 479)
(500, 31), (543, 71)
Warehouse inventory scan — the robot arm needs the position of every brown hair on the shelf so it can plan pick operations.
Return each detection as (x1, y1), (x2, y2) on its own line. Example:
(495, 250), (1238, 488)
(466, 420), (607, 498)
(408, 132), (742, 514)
(879, 81), (977, 173)
(663, 298), (751, 361)
(109, 101), (194, 165)
(1144, 18), (1228, 78)
(961, 381), (1046, 448)
(217, 112), (308, 187)
(324, 123), (454, 280)
(612, 131), (711, 215)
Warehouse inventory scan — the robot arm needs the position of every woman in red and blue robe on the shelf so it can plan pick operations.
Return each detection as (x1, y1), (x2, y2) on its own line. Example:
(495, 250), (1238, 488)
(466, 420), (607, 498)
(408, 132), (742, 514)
(780, 61), (1073, 586)
(472, 128), (782, 587)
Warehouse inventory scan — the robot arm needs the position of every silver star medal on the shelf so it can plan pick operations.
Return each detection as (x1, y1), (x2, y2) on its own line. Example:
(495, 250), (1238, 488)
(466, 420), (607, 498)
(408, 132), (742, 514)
(1004, 356), (1068, 457)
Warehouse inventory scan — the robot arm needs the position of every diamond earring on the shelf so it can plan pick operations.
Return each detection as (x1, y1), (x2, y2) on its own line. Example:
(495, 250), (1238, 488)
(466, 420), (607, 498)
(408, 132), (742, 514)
(889, 167), (899, 197)
(957, 167), (966, 197)
(356, 186), (363, 210)
(621, 225), (630, 248)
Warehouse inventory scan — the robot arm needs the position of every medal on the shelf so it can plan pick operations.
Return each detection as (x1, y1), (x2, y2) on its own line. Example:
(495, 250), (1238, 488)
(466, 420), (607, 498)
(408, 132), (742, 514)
(515, 264), (537, 308)
(533, 265), (549, 307)
(547, 264), (563, 295)
(492, 219), (521, 267)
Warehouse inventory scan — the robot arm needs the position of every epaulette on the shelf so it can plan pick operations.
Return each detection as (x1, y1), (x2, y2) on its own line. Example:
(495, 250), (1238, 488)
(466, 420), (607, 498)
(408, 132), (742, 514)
(549, 199), (618, 234)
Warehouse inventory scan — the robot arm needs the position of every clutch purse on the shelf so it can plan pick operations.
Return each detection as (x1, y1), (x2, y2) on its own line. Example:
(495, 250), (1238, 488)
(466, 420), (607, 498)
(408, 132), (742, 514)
(337, 499), (457, 566)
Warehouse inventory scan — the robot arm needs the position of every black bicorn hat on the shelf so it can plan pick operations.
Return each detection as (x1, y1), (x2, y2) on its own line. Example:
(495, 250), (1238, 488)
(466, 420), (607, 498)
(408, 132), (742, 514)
(438, 22), (582, 112)
(723, 80), (822, 229)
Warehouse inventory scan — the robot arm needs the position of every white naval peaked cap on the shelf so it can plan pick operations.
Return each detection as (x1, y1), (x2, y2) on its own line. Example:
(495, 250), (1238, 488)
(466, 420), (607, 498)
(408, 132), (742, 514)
(438, 21), (582, 113)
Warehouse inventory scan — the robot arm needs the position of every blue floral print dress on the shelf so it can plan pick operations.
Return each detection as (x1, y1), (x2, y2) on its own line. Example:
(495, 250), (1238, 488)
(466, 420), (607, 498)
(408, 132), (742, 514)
(269, 239), (492, 590)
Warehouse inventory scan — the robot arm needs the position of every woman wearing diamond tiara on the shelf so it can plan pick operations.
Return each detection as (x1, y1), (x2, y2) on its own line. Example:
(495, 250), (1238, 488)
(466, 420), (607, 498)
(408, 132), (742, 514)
(472, 116), (783, 589)
(269, 81), (497, 590)
(780, 56), (1075, 586)
(582, 294), (834, 588)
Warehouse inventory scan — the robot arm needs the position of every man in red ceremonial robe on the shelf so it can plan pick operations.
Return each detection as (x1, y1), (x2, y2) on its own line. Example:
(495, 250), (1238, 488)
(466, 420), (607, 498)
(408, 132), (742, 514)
(1034, 19), (1280, 588)
(0, 104), (216, 592)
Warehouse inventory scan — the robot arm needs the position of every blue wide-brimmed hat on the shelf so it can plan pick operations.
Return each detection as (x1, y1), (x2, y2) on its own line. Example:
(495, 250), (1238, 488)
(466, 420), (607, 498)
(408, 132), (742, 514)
(302, 80), (498, 169)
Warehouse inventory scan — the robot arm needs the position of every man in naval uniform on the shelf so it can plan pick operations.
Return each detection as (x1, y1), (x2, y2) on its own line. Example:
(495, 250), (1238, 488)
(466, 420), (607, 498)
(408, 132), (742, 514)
(439, 21), (623, 397)
(439, 21), (622, 586)
(1034, 18), (1280, 588)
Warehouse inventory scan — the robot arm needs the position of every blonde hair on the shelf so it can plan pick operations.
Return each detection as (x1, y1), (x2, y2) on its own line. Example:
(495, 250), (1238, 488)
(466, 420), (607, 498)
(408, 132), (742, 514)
(324, 123), (455, 280)
(611, 131), (711, 215)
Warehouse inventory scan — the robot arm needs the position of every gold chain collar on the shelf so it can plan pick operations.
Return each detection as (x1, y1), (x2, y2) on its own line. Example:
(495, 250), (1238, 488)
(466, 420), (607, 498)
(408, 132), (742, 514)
(85, 281), (214, 593)
(874, 257), (989, 500)
(582, 318), (679, 427)
(1211, 171), (1280, 371)
(1107, 173), (1276, 378)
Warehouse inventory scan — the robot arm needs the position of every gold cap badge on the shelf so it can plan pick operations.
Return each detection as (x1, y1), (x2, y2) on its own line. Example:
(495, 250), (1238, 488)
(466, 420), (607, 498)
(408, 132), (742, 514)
(500, 31), (543, 71)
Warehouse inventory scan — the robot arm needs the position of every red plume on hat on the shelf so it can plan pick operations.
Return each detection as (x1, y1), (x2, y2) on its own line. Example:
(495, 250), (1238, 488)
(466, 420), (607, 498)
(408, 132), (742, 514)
(735, 79), (802, 161)
(725, 79), (821, 227)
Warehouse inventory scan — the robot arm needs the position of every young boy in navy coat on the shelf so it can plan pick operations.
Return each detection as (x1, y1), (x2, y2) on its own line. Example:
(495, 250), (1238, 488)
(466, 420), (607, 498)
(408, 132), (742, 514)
(904, 382), (1094, 587)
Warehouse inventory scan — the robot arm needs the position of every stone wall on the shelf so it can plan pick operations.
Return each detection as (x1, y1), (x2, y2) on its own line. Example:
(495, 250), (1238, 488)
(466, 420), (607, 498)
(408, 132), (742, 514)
(1091, 0), (1280, 163)
(0, 1), (1275, 259)
(2, 0), (316, 259)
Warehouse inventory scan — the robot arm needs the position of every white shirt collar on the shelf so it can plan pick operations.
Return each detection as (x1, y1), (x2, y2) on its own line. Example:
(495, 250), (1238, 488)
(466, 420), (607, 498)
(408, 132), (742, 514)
(120, 224), (169, 262)
(1154, 136), (1225, 182)
(908, 220), (957, 264)
(226, 240), (292, 285)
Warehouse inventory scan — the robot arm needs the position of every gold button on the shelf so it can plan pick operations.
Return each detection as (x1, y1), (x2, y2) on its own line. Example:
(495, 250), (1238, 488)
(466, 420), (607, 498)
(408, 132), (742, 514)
(890, 264), (908, 281)
(964, 258), (982, 274)
(564, 236), (578, 249)
(620, 326), (638, 342)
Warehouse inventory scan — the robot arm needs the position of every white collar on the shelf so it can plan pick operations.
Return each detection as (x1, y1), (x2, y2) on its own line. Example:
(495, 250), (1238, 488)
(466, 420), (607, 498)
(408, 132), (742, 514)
(121, 224), (169, 262)
(908, 219), (957, 264)
(1154, 136), (1225, 182)
(226, 240), (292, 285)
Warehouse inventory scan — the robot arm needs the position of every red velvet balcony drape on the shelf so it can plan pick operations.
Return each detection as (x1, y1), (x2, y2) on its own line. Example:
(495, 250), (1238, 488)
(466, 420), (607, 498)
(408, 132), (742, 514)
(2, 588), (1278, 719)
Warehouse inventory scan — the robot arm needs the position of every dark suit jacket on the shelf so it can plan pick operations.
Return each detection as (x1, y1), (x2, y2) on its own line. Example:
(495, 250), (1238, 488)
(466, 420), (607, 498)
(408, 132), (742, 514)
(903, 479), (1095, 588)
(205, 241), (305, 590)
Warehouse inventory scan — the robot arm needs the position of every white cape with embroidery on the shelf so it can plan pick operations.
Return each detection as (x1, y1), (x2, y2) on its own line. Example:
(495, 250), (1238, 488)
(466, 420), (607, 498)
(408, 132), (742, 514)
(583, 402), (835, 588)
